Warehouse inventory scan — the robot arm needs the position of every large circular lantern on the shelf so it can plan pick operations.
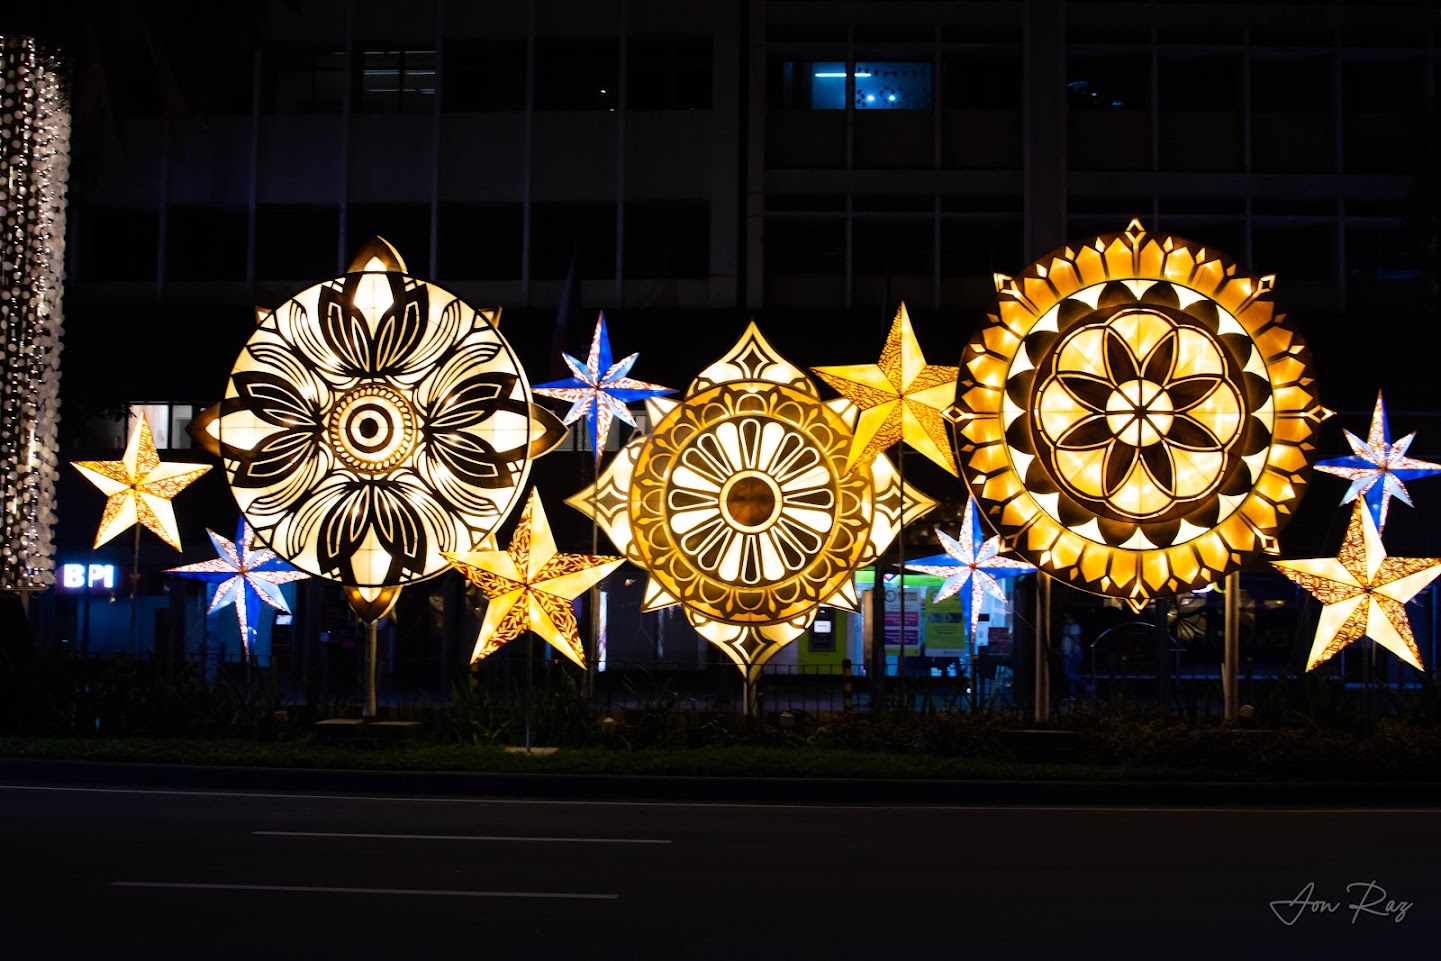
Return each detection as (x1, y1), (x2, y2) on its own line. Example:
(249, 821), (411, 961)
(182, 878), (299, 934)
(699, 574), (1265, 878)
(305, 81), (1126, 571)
(568, 323), (934, 679)
(211, 239), (562, 613)
(953, 220), (1329, 606)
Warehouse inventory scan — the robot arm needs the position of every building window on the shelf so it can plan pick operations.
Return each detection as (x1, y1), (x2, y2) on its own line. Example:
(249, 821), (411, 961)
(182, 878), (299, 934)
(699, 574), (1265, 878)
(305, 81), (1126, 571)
(264, 49), (345, 114)
(774, 61), (933, 109)
(530, 203), (617, 279)
(166, 207), (248, 282)
(127, 404), (195, 450)
(437, 204), (523, 279)
(255, 205), (340, 281)
(76, 208), (159, 283)
(627, 39), (712, 110)
(940, 49), (1022, 109)
(852, 62), (931, 109)
(624, 202), (709, 278)
(444, 43), (527, 111)
(534, 41), (619, 111)
(346, 204), (431, 270)
(359, 50), (437, 114)
(763, 218), (845, 275)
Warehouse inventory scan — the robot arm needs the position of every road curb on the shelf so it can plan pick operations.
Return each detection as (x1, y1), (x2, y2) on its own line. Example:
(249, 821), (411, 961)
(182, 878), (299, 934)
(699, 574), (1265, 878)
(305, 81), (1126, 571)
(4, 757), (1440, 805)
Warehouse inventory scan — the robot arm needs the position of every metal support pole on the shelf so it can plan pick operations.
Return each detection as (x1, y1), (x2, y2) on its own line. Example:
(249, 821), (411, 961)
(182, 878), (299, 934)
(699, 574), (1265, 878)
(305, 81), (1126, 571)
(1034, 573), (1051, 723)
(129, 525), (141, 655)
(1223, 570), (1240, 723)
(363, 619), (378, 719)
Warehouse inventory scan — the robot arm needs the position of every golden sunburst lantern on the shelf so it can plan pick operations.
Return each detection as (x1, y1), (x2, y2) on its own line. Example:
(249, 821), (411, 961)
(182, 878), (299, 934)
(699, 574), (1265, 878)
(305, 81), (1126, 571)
(567, 323), (935, 681)
(72, 414), (211, 551)
(446, 490), (623, 668)
(953, 219), (1330, 608)
(1274, 498), (1441, 672)
(209, 238), (564, 618)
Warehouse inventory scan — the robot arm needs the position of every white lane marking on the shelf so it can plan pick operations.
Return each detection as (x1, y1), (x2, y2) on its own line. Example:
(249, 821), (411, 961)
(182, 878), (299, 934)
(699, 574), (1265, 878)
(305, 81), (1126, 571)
(254, 830), (670, 844)
(110, 881), (616, 900)
(4, 784), (1439, 815)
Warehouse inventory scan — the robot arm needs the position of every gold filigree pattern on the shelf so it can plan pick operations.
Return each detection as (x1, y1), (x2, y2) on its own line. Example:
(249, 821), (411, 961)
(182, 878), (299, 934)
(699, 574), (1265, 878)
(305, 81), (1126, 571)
(568, 323), (935, 682)
(72, 414), (212, 550)
(1273, 498), (1441, 671)
(954, 219), (1330, 607)
(812, 302), (960, 476)
(444, 489), (624, 668)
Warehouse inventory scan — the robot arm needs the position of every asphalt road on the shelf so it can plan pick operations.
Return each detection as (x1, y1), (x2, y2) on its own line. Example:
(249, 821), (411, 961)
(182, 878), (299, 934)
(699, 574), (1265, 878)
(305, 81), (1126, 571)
(2, 782), (1436, 960)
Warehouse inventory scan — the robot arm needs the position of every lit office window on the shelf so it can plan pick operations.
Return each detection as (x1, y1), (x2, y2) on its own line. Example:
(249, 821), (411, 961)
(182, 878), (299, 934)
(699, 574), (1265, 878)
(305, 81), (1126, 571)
(780, 62), (933, 109)
(126, 404), (196, 450)
(360, 50), (436, 113)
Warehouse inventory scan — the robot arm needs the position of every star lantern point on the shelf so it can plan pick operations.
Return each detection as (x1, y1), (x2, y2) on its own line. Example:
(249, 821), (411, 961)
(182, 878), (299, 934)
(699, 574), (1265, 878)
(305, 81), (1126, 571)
(445, 489), (625, 668)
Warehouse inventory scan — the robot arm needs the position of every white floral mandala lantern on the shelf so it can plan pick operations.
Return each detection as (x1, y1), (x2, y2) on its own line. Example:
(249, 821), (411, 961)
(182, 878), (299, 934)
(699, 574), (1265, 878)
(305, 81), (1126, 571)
(207, 238), (564, 621)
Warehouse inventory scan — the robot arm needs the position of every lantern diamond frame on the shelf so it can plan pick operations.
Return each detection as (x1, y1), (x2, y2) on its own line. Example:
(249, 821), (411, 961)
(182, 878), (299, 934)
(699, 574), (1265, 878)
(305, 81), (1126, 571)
(568, 322), (935, 681)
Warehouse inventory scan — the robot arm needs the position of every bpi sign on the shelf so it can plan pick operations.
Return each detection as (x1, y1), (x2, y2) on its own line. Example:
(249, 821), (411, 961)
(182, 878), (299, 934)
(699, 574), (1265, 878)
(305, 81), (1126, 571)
(60, 563), (117, 591)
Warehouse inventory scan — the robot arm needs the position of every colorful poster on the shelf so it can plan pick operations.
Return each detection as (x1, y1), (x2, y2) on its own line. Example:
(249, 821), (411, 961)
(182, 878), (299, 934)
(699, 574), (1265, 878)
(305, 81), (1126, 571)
(883, 586), (924, 656)
(925, 592), (968, 657)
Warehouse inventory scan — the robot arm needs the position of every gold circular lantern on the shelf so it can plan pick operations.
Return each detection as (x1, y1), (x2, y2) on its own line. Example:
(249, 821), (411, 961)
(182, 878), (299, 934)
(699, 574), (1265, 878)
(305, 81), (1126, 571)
(953, 220), (1329, 605)
(212, 239), (562, 598)
(569, 323), (933, 678)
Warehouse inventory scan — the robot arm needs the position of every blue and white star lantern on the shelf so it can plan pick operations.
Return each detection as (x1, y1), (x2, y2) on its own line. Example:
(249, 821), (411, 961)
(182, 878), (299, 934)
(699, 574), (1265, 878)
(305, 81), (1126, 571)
(533, 313), (675, 465)
(904, 496), (1035, 636)
(1315, 392), (1441, 533)
(167, 520), (310, 651)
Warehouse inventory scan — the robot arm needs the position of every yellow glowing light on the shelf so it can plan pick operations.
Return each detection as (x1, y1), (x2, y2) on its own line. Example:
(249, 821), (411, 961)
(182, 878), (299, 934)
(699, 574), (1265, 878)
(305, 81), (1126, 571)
(445, 489), (624, 668)
(213, 238), (565, 612)
(812, 302), (960, 476)
(567, 322), (935, 681)
(71, 414), (211, 551)
(954, 219), (1330, 608)
(1273, 498), (1441, 671)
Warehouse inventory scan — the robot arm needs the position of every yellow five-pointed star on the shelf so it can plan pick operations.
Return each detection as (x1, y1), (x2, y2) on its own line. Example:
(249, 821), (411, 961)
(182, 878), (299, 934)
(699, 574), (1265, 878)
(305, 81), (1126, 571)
(71, 414), (212, 551)
(1273, 498), (1441, 672)
(811, 302), (960, 476)
(444, 489), (624, 668)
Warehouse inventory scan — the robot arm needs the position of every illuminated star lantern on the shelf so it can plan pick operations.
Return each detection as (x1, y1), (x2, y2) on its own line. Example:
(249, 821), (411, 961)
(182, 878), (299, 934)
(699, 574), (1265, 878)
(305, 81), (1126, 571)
(445, 489), (624, 668)
(207, 238), (565, 621)
(1315, 392), (1441, 533)
(533, 313), (676, 465)
(812, 302), (960, 476)
(71, 414), (211, 551)
(953, 219), (1331, 608)
(904, 496), (1036, 636)
(1273, 498), (1441, 672)
(567, 323), (936, 682)
(167, 520), (310, 650)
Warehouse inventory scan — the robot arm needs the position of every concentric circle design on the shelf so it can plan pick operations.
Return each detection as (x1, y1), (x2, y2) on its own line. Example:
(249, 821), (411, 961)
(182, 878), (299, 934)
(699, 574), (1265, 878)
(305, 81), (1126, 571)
(329, 383), (418, 473)
(566, 323), (935, 681)
(215, 244), (560, 590)
(636, 382), (865, 612)
(954, 221), (1329, 604)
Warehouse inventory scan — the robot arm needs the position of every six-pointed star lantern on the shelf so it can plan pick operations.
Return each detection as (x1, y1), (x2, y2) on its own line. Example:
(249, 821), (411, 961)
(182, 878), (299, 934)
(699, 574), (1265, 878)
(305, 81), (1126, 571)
(567, 323), (935, 682)
(1315, 391), (1441, 533)
(904, 495), (1036, 636)
(812, 302), (960, 476)
(1273, 498), (1441, 672)
(445, 489), (624, 668)
(167, 519), (310, 651)
(72, 414), (211, 551)
(533, 312), (675, 465)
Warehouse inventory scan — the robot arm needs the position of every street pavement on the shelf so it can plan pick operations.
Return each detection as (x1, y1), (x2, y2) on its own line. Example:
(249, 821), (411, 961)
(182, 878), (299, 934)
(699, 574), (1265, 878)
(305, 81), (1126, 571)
(2, 774), (1438, 960)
